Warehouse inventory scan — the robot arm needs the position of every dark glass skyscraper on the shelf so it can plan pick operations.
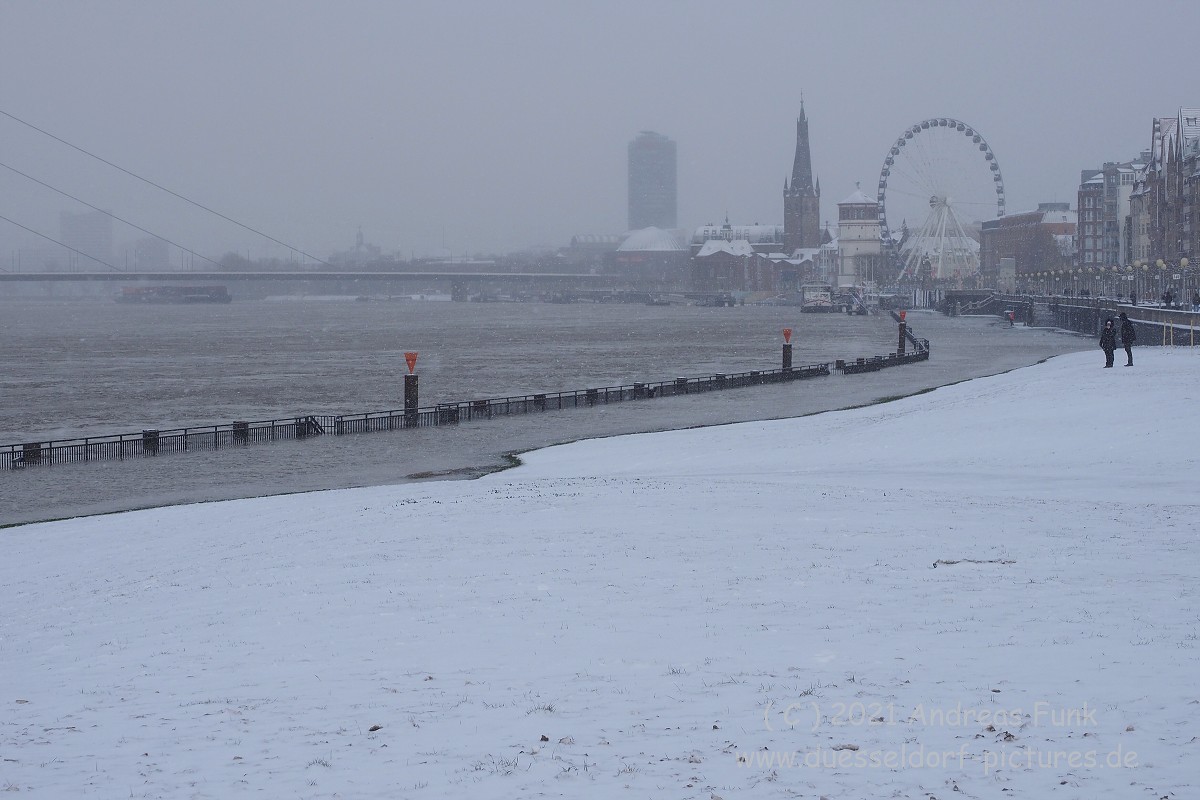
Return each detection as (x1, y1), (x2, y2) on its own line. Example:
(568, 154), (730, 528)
(628, 131), (677, 230)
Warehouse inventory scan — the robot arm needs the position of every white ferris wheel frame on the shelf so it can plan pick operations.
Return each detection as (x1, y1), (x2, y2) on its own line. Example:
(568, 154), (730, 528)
(876, 118), (1006, 280)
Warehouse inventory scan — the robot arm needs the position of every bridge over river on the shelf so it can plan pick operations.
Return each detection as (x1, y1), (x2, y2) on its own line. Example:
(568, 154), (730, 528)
(0, 270), (621, 301)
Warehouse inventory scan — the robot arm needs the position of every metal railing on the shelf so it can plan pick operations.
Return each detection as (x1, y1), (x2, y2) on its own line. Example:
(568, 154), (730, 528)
(993, 294), (1200, 342)
(836, 349), (930, 374)
(3, 345), (932, 471)
(4, 416), (328, 469)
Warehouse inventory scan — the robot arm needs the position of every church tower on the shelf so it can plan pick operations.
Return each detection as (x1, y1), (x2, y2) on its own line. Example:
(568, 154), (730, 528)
(783, 104), (821, 253)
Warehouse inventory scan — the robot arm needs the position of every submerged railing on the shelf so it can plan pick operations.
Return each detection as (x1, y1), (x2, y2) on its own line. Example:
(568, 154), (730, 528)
(4, 335), (930, 471)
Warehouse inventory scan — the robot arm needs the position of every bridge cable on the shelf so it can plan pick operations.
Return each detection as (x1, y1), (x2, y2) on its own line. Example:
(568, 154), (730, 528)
(0, 107), (332, 266)
(0, 159), (225, 270)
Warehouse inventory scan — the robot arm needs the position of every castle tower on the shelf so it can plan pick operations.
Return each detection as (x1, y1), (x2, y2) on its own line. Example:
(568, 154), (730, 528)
(837, 184), (882, 288)
(783, 104), (821, 253)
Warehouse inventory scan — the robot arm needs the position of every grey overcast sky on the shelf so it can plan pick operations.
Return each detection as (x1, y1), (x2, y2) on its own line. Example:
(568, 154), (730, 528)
(0, 0), (1195, 263)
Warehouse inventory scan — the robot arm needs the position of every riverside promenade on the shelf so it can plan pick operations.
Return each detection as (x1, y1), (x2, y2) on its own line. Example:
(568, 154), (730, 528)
(3, 347), (1194, 798)
(983, 293), (1200, 343)
(1, 312), (1087, 526)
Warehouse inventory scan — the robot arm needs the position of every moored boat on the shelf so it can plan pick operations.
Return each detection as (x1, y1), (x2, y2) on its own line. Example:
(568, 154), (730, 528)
(115, 286), (233, 304)
(799, 283), (835, 313)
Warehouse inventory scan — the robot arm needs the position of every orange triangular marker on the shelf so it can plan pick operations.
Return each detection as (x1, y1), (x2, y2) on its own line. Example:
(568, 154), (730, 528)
(404, 352), (418, 374)
(783, 328), (792, 343)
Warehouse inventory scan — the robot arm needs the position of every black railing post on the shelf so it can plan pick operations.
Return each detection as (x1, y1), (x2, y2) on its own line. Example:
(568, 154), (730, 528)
(404, 373), (419, 428)
(404, 352), (420, 428)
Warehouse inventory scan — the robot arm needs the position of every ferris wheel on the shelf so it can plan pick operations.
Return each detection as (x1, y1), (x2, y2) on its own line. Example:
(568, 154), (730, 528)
(877, 118), (1006, 282)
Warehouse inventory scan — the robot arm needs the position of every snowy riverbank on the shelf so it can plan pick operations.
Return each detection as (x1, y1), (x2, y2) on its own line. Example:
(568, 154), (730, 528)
(1, 308), (1088, 526)
(2, 348), (1197, 798)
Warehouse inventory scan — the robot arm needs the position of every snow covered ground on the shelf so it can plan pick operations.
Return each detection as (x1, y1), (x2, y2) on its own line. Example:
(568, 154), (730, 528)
(2, 348), (1197, 799)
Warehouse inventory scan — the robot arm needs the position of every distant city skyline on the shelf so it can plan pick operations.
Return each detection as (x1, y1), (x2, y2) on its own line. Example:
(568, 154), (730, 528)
(0, 1), (1196, 261)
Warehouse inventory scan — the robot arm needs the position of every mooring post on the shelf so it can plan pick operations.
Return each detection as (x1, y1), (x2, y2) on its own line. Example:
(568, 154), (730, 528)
(897, 310), (907, 356)
(782, 327), (793, 372)
(404, 351), (419, 428)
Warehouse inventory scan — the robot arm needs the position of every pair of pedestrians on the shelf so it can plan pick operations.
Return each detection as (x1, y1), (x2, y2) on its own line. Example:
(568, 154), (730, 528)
(1099, 312), (1136, 368)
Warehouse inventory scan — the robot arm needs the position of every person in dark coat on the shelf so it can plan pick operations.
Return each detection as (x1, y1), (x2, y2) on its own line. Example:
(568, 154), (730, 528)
(1099, 318), (1117, 368)
(1118, 312), (1136, 366)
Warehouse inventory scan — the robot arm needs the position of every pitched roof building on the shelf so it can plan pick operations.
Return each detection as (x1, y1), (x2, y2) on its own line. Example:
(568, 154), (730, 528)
(1124, 108), (1199, 302)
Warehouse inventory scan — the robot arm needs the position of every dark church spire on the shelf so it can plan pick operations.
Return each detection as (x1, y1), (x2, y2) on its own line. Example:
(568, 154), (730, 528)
(790, 102), (815, 194)
(783, 102), (821, 252)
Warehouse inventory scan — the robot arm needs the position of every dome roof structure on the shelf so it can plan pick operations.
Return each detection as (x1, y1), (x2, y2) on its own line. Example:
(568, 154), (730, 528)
(618, 227), (687, 252)
(694, 239), (756, 258)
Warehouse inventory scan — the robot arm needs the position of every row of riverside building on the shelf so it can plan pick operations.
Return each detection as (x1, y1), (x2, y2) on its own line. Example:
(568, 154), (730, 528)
(980, 107), (1200, 298)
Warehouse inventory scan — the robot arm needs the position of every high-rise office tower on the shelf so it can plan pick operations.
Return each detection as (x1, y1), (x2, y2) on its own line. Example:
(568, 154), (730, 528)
(60, 210), (114, 269)
(628, 131), (677, 230)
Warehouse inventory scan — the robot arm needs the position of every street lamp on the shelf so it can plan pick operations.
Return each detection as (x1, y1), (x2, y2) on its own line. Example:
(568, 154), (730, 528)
(1181, 257), (1192, 308)
(1175, 257), (1189, 308)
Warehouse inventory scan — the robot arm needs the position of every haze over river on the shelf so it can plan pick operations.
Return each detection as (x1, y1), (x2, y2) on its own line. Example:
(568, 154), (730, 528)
(1, 298), (1088, 525)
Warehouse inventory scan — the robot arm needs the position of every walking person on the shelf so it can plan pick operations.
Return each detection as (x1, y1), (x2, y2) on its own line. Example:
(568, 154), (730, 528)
(1119, 312), (1136, 366)
(1191, 289), (1199, 312)
(1100, 318), (1117, 368)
